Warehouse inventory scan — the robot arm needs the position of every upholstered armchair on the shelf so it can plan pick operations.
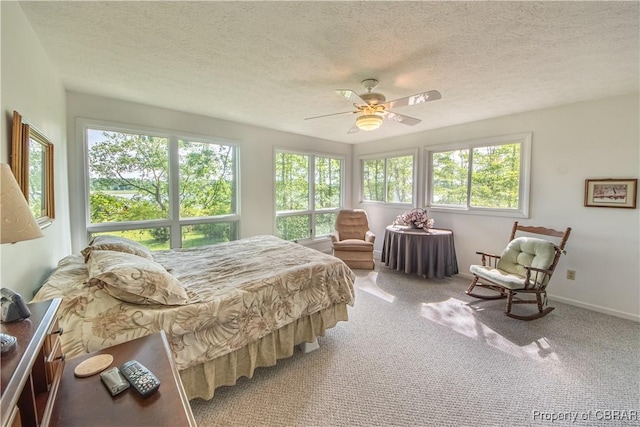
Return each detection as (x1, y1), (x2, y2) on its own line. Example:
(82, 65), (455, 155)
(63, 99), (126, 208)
(331, 209), (375, 270)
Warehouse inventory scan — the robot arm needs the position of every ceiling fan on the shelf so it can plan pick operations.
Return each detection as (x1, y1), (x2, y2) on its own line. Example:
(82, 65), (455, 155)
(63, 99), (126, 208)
(305, 79), (441, 133)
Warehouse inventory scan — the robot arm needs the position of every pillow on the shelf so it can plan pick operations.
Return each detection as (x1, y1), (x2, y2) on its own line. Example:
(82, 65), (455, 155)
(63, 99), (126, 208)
(81, 235), (154, 262)
(86, 250), (188, 306)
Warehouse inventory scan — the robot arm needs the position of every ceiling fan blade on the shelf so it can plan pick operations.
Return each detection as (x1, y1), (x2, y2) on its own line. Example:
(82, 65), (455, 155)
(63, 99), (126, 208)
(305, 110), (356, 120)
(383, 111), (422, 126)
(335, 89), (368, 106)
(383, 90), (441, 109)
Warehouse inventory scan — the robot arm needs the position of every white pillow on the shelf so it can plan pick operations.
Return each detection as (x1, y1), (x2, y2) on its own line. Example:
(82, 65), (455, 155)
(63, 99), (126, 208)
(86, 250), (188, 306)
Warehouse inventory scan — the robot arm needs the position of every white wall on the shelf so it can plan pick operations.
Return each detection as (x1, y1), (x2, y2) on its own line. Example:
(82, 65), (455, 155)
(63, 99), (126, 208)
(65, 92), (353, 254)
(354, 93), (640, 321)
(0, 2), (71, 298)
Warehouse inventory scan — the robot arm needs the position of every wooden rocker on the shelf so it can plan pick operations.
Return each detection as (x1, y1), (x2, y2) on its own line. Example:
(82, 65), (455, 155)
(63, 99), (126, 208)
(466, 222), (571, 320)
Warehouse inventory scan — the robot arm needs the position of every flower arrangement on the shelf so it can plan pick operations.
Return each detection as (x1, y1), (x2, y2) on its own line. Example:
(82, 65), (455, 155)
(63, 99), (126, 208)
(394, 208), (434, 229)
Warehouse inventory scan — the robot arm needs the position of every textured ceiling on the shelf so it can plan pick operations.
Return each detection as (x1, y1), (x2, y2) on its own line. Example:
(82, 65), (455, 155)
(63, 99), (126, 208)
(19, 1), (640, 144)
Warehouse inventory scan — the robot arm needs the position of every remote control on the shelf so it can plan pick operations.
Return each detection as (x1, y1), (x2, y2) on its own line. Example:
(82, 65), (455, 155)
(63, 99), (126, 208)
(100, 367), (130, 396)
(119, 360), (161, 397)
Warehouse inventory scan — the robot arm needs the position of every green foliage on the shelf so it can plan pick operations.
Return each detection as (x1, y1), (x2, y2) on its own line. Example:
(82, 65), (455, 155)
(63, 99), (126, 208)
(87, 130), (238, 248)
(89, 131), (169, 220)
(315, 212), (337, 237)
(149, 227), (170, 243)
(432, 150), (469, 205)
(431, 144), (520, 208)
(363, 159), (385, 201)
(183, 222), (238, 247)
(179, 140), (235, 217)
(386, 155), (413, 203)
(28, 141), (44, 217)
(315, 156), (341, 209)
(275, 152), (343, 240)
(362, 156), (413, 203)
(276, 215), (310, 241)
(275, 152), (309, 211)
(471, 144), (520, 208)
(91, 229), (170, 251)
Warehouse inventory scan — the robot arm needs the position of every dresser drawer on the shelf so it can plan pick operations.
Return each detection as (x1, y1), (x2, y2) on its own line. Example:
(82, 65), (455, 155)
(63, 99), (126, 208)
(44, 326), (65, 386)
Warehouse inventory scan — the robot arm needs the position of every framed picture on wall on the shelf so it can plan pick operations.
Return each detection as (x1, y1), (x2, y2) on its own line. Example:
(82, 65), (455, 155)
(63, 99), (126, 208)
(584, 178), (637, 208)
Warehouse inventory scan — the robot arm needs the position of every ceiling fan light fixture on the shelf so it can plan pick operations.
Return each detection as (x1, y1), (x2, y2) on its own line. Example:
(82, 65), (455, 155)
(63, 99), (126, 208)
(356, 114), (383, 131)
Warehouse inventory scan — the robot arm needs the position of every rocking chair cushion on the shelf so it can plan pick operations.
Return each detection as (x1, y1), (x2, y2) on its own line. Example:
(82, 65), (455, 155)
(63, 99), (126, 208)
(470, 264), (529, 290)
(497, 237), (555, 285)
(469, 237), (556, 290)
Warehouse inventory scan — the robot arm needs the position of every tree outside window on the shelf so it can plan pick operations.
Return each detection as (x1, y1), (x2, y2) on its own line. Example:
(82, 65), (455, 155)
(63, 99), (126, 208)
(427, 133), (530, 216)
(86, 126), (239, 249)
(275, 150), (343, 241)
(362, 154), (414, 204)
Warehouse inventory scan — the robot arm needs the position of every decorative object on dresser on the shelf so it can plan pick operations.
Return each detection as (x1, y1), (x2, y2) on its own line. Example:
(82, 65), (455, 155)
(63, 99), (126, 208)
(466, 221), (571, 320)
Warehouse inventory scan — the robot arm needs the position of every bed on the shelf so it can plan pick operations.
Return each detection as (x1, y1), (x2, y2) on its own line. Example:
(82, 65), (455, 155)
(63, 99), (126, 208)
(31, 234), (355, 400)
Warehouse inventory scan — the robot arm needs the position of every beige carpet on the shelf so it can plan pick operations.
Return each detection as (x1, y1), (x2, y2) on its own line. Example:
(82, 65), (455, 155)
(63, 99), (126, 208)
(190, 265), (640, 426)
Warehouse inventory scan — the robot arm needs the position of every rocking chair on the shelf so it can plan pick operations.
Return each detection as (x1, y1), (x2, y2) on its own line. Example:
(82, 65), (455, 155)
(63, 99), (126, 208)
(466, 222), (571, 320)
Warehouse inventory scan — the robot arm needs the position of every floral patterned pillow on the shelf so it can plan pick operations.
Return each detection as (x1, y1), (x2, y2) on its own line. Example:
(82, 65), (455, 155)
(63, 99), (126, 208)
(86, 250), (188, 306)
(81, 235), (154, 262)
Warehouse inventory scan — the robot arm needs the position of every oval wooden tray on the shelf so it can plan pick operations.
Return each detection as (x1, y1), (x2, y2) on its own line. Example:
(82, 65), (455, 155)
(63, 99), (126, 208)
(73, 354), (114, 377)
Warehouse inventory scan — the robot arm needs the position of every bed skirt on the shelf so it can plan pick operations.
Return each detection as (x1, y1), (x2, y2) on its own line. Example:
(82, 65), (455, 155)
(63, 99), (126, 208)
(180, 303), (348, 400)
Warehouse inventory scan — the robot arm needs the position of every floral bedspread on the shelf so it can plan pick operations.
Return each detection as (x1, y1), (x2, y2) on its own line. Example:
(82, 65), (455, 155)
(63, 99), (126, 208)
(31, 235), (355, 370)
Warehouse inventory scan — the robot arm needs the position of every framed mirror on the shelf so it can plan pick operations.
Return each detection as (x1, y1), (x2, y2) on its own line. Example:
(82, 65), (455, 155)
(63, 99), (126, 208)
(11, 111), (55, 227)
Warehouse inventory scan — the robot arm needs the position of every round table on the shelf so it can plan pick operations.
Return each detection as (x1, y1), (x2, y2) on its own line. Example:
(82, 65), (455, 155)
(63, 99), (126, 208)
(381, 225), (458, 279)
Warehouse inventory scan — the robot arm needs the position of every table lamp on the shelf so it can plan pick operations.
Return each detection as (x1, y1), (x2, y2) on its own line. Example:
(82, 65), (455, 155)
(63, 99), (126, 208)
(1, 163), (44, 354)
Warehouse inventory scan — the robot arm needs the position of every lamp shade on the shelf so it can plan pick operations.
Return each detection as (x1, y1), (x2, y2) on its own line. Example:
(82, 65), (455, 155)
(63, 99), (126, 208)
(1, 163), (43, 244)
(356, 114), (383, 131)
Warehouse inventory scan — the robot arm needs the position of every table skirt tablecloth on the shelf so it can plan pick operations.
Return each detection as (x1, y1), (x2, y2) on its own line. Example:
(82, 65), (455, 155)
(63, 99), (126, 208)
(381, 227), (459, 279)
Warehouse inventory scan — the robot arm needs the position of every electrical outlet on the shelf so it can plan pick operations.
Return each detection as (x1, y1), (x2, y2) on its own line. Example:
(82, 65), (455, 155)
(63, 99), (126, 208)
(566, 270), (576, 280)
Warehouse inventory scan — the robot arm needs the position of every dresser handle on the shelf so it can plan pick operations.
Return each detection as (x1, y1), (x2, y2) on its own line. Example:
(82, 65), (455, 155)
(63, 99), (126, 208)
(55, 353), (65, 362)
(51, 327), (63, 336)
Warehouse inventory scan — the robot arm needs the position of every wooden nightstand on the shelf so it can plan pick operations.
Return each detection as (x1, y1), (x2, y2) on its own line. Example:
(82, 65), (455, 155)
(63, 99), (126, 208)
(47, 331), (196, 426)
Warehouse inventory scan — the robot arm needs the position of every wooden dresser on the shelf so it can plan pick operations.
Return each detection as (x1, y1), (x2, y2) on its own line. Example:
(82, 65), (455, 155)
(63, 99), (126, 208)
(0, 298), (64, 427)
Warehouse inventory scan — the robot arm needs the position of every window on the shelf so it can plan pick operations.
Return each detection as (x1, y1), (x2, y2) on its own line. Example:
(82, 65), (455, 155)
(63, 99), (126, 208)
(361, 153), (414, 204)
(83, 121), (239, 249)
(426, 133), (531, 216)
(275, 150), (343, 241)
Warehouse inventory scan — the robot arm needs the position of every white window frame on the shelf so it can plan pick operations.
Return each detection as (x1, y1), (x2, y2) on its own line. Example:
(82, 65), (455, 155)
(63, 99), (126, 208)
(358, 149), (418, 206)
(425, 132), (531, 218)
(79, 118), (241, 248)
(274, 147), (345, 242)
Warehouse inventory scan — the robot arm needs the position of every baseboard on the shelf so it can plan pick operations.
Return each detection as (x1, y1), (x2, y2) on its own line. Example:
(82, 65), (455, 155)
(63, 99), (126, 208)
(457, 273), (638, 322)
(547, 294), (640, 322)
(378, 268), (640, 322)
